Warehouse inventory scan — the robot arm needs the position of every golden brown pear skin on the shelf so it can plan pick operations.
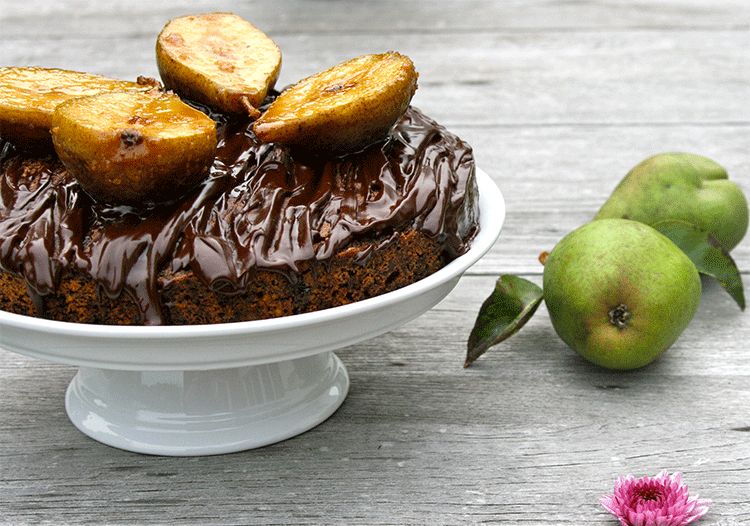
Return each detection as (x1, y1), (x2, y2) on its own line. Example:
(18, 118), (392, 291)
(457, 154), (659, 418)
(156, 12), (282, 116)
(51, 89), (217, 206)
(253, 52), (418, 153)
(0, 67), (149, 149)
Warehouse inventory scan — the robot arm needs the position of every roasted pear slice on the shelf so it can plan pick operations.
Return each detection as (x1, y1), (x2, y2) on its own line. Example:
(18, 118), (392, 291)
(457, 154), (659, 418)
(0, 67), (148, 149)
(253, 52), (418, 153)
(51, 89), (217, 206)
(156, 12), (282, 116)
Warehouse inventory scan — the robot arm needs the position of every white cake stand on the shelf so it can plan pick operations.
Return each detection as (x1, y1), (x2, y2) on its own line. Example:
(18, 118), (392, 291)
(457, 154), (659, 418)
(0, 170), (504, 456)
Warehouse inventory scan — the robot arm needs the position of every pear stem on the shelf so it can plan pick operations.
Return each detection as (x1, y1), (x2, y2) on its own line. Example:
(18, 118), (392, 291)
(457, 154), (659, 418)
(608, 304), (630, 330)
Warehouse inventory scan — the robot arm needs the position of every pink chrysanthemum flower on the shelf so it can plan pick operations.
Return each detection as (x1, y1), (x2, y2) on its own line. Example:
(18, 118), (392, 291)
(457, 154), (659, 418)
(600, 470), (711, 526)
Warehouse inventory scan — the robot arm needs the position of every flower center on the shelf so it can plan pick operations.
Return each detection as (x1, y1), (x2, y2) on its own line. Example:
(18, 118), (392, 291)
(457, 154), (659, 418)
(635, 487), (662, 501)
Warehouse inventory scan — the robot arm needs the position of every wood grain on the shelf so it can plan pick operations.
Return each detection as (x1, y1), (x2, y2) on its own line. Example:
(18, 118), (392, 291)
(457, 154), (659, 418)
(1, 1), (749, 524)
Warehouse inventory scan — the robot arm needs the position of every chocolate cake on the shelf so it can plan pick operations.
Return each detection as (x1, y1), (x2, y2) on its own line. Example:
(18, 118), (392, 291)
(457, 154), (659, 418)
(0, 102), (479, 325)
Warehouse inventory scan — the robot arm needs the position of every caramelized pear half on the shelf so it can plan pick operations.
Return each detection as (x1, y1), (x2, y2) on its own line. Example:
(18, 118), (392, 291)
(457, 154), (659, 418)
(253, 52), (418, 153)
(0, 67), (147, 149)
(51, 90), (217, 206)
(156, 12), (282, 116)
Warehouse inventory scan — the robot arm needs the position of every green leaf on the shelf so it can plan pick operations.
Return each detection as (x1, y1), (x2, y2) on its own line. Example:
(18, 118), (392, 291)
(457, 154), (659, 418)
(652, 219), (745, 310)
(465, 274), (543, 367)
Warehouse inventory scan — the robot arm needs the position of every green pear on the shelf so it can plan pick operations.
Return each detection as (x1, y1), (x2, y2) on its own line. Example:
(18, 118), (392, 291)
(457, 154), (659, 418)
(594, 153), (749, 250)
(543, 219), (702, 370)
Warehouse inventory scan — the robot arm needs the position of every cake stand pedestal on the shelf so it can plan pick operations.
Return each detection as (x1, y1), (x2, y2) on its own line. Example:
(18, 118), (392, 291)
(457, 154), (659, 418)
(0, 170), (503, 456)
(65, 352), (349, 456)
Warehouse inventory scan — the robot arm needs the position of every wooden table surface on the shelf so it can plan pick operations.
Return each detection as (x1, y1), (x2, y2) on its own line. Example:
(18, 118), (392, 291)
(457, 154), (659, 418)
(1, 1), (749, 524)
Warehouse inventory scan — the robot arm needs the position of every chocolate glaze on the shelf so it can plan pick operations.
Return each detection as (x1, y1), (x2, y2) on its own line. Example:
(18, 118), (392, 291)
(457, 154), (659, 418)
(0, 105), (479, 325)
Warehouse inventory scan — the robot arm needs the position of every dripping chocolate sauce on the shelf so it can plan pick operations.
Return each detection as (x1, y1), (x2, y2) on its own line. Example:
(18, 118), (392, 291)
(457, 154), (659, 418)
(0, 103), (479, 325)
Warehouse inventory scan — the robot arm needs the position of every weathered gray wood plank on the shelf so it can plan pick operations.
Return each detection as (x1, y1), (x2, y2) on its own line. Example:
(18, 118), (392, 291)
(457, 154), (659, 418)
(3, 0), (750, 38)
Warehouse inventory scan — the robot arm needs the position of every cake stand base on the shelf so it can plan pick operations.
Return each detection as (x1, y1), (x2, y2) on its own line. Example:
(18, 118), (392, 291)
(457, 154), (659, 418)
(64, 351), (349, 456)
